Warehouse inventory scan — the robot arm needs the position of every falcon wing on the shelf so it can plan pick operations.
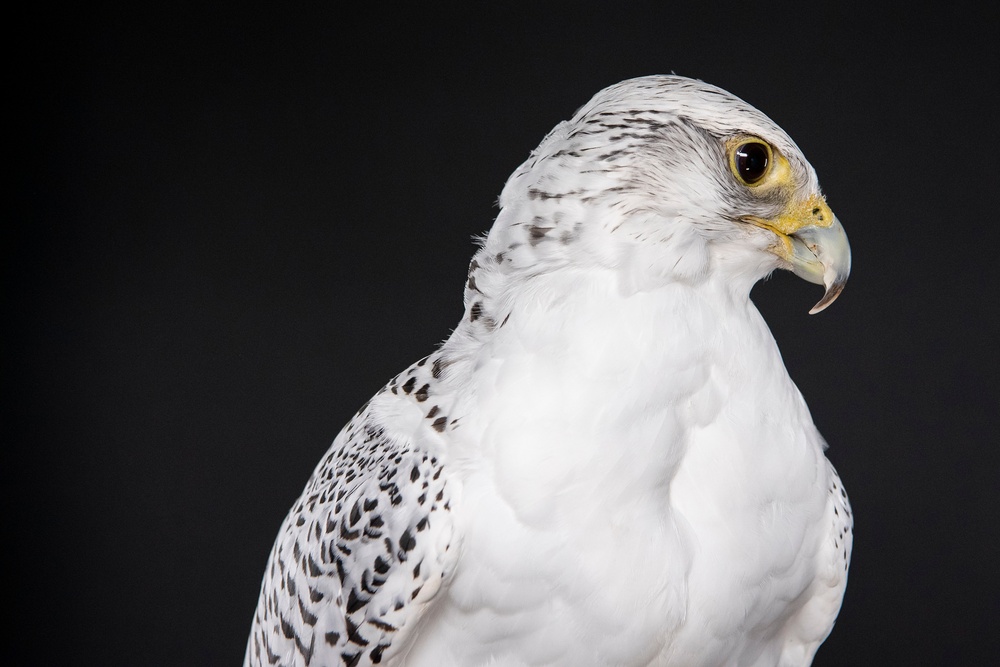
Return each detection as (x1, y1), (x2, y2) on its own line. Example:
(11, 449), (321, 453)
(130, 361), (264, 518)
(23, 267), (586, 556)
(246, 363), (460, 667)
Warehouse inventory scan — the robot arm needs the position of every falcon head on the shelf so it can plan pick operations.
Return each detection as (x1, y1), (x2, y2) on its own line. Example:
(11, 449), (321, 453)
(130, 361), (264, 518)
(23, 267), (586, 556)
(491, 75), (850, 313)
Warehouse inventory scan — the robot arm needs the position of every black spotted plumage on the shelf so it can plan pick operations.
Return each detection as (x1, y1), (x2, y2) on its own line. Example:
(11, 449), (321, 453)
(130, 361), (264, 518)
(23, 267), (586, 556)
(245, 350), (459, 667)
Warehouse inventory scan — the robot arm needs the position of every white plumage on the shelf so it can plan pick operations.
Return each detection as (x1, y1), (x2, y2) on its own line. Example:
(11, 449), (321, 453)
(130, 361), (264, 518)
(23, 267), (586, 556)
(245, 75), (853, 667)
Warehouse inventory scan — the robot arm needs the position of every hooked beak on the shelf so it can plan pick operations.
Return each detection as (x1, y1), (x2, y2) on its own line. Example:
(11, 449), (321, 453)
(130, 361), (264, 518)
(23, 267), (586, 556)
(743, 194), (851, 314)
(787, 216), (851, 314)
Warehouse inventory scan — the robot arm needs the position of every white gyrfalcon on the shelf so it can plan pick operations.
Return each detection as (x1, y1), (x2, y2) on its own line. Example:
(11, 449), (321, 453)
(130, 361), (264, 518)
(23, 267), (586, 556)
(245, 75), (854, 667)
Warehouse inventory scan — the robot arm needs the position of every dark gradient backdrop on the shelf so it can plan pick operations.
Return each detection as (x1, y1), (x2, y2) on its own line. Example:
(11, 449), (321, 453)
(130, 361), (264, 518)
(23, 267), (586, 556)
(12, 4), (999, 665)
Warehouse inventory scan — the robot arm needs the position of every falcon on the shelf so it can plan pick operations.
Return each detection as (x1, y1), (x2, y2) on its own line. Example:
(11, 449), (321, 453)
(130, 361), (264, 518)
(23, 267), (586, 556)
(245, 75), (853, 667)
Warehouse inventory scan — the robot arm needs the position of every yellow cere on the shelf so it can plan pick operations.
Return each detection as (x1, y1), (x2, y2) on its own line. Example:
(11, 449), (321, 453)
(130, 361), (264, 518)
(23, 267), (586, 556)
(770, 194), (835, 234)
(741, 193), (836, 260)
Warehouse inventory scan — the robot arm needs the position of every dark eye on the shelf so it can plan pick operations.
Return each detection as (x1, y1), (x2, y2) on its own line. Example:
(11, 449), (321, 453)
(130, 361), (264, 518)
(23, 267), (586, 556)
(734, 142), (770, 185)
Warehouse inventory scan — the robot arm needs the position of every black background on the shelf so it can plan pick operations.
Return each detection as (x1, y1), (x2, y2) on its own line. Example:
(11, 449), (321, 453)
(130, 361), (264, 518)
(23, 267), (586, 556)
(12, 3), (999, 665)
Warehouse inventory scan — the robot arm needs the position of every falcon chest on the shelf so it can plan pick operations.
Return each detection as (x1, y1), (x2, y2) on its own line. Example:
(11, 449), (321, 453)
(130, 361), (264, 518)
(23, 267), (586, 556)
(413, 274), (833, 664)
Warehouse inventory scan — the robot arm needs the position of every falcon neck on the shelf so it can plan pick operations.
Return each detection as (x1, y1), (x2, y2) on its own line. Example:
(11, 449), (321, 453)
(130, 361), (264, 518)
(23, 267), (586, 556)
(453, 258), (783, 388)
(438, 263), (805, 506)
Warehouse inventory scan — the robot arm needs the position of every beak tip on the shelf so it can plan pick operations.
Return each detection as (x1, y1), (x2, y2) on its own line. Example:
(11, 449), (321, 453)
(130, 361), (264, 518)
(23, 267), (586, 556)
(808, 302), (829, 316)
(808, 279), (847, 315)
(788, 213), (850, 315)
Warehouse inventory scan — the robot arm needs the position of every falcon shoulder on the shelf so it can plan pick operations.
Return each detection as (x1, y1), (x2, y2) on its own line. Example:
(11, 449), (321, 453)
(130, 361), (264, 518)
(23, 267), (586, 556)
(245, 352), (462, 667)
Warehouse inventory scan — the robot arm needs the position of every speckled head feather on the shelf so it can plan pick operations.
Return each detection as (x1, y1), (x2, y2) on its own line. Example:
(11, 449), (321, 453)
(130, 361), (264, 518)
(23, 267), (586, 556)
(474, 77), (831, 302)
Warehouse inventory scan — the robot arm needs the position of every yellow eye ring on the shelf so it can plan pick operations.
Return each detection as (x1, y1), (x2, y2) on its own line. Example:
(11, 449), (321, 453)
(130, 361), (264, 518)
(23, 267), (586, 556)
(729, 139), (773, 186)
